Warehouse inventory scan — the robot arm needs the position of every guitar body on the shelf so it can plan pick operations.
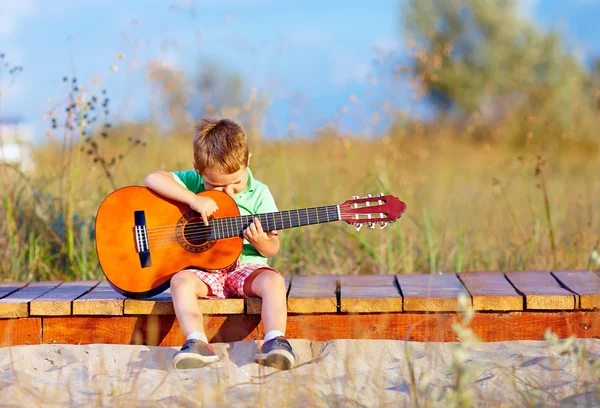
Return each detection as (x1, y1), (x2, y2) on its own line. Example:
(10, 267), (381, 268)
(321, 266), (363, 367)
(95, 186), (243, 299)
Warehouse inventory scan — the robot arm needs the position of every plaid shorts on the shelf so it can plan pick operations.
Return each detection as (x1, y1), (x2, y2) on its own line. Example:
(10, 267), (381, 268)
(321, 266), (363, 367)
(191, 262), (277, 298)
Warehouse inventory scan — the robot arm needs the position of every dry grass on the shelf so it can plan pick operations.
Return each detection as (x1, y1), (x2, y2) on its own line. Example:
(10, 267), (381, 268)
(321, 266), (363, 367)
(1, 127), (599, 281)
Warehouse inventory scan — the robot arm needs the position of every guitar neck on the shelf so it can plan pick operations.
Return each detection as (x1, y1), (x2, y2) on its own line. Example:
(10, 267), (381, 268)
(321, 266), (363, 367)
(210, 205), (340, 240)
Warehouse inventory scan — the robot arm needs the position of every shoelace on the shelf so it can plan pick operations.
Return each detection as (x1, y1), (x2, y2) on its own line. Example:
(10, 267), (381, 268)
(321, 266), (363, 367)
(267, 337), (292, 352)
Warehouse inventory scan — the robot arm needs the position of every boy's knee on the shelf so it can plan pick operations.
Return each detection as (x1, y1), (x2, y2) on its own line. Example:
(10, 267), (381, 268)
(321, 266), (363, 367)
(171, 270), (196, 291)
(260, 270), (286, 291)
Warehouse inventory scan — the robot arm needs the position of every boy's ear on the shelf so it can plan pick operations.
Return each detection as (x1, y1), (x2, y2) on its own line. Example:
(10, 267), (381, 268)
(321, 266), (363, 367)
(192, 161), (199, 173)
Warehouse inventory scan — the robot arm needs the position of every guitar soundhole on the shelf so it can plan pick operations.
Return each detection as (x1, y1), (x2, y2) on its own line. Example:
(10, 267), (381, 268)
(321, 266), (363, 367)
(176, 212), (216, 253)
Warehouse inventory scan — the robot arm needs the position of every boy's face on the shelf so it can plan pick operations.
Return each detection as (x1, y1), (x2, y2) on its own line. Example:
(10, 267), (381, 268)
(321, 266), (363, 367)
(201, 166), (247, 197)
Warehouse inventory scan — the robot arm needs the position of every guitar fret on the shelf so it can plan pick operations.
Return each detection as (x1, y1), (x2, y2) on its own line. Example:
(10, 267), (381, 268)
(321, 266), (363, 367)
(209, 204), (346, 241)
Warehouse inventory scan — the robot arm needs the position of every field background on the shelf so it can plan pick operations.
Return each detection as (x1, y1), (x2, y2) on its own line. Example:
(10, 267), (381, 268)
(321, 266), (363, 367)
(1, 0), (600, 282)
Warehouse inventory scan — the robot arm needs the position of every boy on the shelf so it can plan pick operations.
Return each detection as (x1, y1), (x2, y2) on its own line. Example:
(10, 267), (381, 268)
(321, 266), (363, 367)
(144, 118), (295, 370)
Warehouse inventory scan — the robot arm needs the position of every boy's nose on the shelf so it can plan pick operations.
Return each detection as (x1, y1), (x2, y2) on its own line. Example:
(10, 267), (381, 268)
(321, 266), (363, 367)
(224, 186), (235, 197)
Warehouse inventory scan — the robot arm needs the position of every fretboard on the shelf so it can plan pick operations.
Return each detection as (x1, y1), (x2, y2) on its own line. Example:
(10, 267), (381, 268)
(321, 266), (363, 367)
(209, 205), (340, 240)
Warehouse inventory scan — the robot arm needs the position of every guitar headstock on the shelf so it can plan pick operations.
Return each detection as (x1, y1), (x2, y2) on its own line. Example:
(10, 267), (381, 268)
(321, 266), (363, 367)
(339, 193), (407, 231)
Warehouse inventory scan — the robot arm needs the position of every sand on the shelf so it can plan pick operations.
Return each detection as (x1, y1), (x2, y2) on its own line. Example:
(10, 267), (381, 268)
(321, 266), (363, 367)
(1, 339), (599, 407)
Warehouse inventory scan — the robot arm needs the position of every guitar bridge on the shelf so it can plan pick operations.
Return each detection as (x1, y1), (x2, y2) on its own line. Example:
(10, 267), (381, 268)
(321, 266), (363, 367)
(134, 210), (152, 268)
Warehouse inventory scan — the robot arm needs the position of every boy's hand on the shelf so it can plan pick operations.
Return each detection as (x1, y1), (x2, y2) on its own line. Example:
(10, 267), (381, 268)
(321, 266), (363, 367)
(243, 217), (279, 256)
(189, 195), (219, 226)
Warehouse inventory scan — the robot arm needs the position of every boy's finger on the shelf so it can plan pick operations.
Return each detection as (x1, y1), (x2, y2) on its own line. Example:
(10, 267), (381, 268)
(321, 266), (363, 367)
(201, 211), (209, 226)
(254, 217), (264, 233)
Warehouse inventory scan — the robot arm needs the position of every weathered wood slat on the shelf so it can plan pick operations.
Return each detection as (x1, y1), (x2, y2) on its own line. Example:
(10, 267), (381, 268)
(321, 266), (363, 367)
(73, 281), (126, 315)
(30, 281), (100, 316)
(458, 271), (523, 311)
(36, 310), (600, 346)
(0, 282), (29, 300)
(284, 275), (337, 313)
(552, 270), (600, 309)
(246, 275), (292, 314)
(505, 271), (575, 310)
(124, 290), (174, 315)
(124, 288), (245, 315)
(0, 317), (42, 345)
(396, 273), (469, 312)
(339, 275), (402, 312)
(0, 281), (62, 318)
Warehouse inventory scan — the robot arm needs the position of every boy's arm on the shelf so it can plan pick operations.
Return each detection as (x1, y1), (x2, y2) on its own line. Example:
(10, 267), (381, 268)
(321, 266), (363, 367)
(144, 171), (198, 205)
(144, 171), (217, 225)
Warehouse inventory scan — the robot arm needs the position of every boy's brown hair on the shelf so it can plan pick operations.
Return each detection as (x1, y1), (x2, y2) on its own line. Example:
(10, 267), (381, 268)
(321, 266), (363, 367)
(193, 118), (249, 174)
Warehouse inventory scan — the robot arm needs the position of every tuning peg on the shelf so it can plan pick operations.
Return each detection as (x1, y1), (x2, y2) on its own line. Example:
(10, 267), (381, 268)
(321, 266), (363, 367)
(380, 222), (388, 230)
(355, 223), (363, 231)
(368, 222), (375, 229)
(379, 192), (384, 196)
(365, 193), (372, 198)
(353, 195), (359, 199)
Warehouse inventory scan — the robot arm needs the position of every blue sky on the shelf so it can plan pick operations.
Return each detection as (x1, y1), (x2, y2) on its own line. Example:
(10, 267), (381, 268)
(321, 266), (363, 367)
(1, 0), (599, 141)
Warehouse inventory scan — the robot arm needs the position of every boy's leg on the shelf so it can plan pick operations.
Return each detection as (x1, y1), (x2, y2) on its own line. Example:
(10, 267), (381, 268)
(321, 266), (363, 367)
(243, 269), (295, 370)
(171, 270), (219, 369)
(171, 270), (210, 337)
(243, 269), (287, 334)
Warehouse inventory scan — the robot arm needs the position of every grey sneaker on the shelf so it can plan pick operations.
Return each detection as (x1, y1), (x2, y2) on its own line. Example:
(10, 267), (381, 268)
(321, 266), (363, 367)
(253, 336), (296, 370)
(173, 339), (219, 369)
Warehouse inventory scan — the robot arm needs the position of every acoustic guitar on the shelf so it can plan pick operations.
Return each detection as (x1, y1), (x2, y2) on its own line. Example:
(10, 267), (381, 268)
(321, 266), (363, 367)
(95, 186), (407, 298)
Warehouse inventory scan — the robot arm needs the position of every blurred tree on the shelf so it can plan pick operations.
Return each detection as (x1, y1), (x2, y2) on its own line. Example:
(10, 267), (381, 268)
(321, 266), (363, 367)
(401, 0), (599, 144)
(147, 59), (267, 141)
(148, 60), (190, 128)
(193, 60), (244, 118)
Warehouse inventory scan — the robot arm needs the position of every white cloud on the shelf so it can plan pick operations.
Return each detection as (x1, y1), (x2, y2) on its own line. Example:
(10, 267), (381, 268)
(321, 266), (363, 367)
(0, 0), (37, 37)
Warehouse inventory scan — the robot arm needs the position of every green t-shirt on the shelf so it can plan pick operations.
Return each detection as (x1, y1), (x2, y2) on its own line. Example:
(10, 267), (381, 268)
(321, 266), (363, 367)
(171, 168), (278, 265)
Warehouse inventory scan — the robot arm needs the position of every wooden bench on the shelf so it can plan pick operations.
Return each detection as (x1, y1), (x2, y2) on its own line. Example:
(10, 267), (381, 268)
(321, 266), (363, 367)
(1, 271), (599, 346)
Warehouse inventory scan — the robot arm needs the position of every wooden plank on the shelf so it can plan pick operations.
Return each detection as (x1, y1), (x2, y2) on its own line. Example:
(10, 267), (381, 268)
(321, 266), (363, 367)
(0, 281), (62, 318)
(246, 275), (292, 314)
(124, 289), (244, 315)
(30, 281), (100, 316)
(42, 315), (262, 346)
(458, 271), (523, 311)
(0, 282), (29, 299)
(505, 271), (575, 310)
(552, 270), (600, 309)
(285, 275), (337, 313)
(72, 281), (126, 315)
(124, 290), (174, 315)
(396, 273), (469, 312)
(0, 317), (42, 345)
(37, 310), (600, 345)
(339, 275), (402, 313)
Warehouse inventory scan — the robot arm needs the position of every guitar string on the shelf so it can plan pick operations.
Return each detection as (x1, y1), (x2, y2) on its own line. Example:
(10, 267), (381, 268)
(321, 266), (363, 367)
(144, 210), (382, 241)
(143, 212), (388, 247)
(143, 208), (365, 236)
(141, 206), (357, 232)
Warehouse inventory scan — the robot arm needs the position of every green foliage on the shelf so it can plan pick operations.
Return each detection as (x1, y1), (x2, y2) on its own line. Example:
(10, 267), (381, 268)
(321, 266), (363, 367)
(402, 0), (599, 145)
